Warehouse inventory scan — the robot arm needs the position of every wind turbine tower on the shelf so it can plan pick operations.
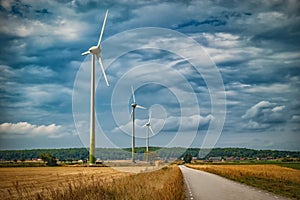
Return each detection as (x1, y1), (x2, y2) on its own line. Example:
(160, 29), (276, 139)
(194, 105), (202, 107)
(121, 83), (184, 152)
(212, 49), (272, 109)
(81, 10), (109, 164)
(143, 111), (154, 162)
(130, 86), (146, 163)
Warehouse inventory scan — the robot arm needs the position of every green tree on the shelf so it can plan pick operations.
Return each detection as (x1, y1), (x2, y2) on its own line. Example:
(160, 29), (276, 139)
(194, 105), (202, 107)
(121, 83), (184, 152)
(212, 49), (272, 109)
(183, 154), (192, 163)
(40, 153), (48, 163)
(40, 153), (57, 166)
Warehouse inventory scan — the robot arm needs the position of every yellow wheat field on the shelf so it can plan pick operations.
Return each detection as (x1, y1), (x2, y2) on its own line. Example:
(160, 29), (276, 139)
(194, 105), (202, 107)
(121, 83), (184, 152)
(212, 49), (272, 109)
(0, 165), (185, 200)
(187, 164), (300, 183)
(0, 167), (125, 200)
(186, 164), (300, 199)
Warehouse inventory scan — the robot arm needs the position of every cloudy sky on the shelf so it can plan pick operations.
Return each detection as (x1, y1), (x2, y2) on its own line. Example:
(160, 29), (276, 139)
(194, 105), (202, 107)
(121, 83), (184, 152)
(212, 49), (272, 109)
(0, 0), (299, 151)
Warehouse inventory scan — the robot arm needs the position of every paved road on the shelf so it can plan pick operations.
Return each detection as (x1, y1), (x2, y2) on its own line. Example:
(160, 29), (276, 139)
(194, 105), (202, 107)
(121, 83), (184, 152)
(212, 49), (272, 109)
(179, 165), (289, 200)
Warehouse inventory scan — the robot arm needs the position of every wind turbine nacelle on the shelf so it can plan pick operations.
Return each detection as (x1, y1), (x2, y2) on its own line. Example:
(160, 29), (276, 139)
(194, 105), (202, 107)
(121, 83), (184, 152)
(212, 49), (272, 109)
(132, 103), (137, 108)
(89, 46), (101, 54)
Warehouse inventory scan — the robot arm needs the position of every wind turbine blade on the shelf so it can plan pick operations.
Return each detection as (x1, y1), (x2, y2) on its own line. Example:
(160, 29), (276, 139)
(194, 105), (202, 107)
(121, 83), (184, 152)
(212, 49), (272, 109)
(148, 111), (152, 123)
(149, 126), (155, 135)
(81, 51), (90, 56)
(131, 86), (136, 103)
(130, 110), (133, 119)
(96, 54), (109, 86)
(97, 9), (108, 48)
(136, 105), (146, 109)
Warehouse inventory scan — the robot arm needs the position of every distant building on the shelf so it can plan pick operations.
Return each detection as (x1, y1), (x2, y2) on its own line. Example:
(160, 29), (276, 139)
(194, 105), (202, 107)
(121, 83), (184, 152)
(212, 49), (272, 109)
(208, 157), (222, 161)
(95, 160), (102, 164)
(226, 156), (234, 161)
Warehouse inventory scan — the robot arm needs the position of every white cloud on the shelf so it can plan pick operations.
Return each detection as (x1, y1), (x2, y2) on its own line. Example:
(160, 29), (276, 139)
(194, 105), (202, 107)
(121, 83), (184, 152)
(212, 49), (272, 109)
(256, 12), (287, 28)
(272, 105), (285, 112)
(0, 2), (88, 47)
(242, 101), (275, 119)
(245, 83), (291, 94)
(0, 122), (64, 138)
(229, 82), (251, 89)
(291, 115), (300, 122)
(198, 32), (266, 66)
(2, 82), (72, 108)
(0, 65), (72, 108)
(242, 101), (287, 130)
(245, 120), (270, 130)
(202, 32), (241, 48)
(22, 84), (72, 105)
(112, 114), (213, 137)
(0, 65), (56, 80)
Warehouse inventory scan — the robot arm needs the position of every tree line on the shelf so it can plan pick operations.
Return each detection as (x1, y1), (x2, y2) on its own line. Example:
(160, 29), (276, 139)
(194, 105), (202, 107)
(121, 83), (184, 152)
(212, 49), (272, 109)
(0, 147), (299, 161)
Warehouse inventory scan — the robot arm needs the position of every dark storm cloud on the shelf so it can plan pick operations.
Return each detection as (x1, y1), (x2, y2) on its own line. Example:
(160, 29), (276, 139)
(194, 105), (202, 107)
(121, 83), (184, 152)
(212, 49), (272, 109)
(35, 8), (51, 15)
(176, 11), (254, 29)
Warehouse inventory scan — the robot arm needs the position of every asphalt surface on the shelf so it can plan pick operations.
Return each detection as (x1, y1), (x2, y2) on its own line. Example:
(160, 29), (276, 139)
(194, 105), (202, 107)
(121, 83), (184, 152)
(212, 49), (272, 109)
(179, 165), (289, 200)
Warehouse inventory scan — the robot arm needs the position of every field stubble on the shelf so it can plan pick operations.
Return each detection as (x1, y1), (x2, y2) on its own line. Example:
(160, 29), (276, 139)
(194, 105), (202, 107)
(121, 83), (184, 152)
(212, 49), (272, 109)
(186, 164), (300, 199)
(0, 165), (185, 200)
(0, 167), (124, 199)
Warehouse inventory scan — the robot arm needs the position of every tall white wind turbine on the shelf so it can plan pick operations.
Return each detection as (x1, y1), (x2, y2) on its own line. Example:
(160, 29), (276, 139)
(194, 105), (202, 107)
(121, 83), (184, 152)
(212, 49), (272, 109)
(130, 86), (146, 163)
(143, 111), (154, 153)
(81, 10), (109, 164)
(143, 111), (154, 162)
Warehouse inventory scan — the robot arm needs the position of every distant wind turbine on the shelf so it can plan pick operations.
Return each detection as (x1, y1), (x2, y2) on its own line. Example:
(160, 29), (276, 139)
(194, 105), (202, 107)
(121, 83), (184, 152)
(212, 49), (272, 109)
(143, 111), (154, 153)
(143, 111), (154, 162)
(81, 10), (109, 164)
(130, 86), (146, 163)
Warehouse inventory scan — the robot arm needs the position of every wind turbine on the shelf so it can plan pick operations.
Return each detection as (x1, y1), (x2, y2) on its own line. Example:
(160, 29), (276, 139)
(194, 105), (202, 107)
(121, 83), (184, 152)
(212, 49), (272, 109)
(143, 111), (154, 153)
(143, 111), (154, 162)
(81, 10), (109, 164)
(130, 86), (146, 163)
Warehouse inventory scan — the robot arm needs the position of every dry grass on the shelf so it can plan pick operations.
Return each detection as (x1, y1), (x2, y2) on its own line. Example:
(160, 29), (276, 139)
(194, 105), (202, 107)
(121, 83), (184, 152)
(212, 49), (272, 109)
(102, 165), (185, 200)
(0, 167), (125, 200)
(0, 165), (185, 200)
(186, 164), (300, 199)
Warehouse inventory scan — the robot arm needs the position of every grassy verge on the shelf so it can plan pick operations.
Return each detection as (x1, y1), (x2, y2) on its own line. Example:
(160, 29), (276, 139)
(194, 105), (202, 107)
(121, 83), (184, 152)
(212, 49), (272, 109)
(3, 166), (185, 200)
(192, 161), (300, 170)
(275, 162), (300, 170)
(186, 164), (300, 199)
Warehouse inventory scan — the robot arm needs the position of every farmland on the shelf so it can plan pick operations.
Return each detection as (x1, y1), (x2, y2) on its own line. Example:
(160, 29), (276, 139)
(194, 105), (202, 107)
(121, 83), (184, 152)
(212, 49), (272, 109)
(0, 165), (185, 200)
(186, 164), (300, 199)
(1, 160), (300, 200)
(0, 167), (125, 199)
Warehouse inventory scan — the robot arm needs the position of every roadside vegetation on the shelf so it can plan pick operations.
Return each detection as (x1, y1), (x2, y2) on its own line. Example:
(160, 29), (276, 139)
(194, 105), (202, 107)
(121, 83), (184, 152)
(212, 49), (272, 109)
(186, 164), (300, 199)
(192, 160), (300, 170)
(275, 162), (300, 170)
(1, 165), (185, 200)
